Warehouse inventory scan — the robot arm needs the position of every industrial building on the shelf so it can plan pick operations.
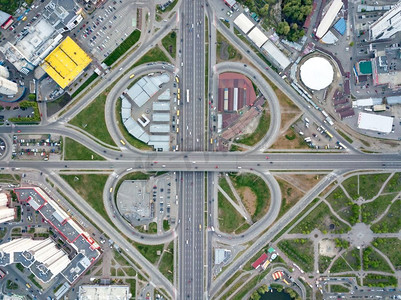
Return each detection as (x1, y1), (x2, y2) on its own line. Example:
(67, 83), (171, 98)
(369, 1), (401, 40)
(1, 0), (83, 74)
(41, 36), (92, 89)
(0, 193), (14, 223)
(0, 77), (18, 96)
(78, 285), (131, 300)
(261, 41), (291, 70)
(315, 0), (344, 39)
(371, 47), (401, 90)
(233, 13), (255, 34)
(357, 112), (393, 133)
(247, 26), (268, 48)
(12, 187), (100, 284)
(0, 10), (13, 29)
(121, 74), (171, 151)
(125, 75), (169, 107)
(218, 73), (257, 112)
(300, 56), (334, 90)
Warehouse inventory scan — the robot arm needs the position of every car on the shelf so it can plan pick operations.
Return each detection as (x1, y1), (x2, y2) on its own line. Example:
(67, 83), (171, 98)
(265, 156), (269, 159)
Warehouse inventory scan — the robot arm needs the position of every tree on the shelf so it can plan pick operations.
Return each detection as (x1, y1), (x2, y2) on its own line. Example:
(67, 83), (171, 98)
(28, 93), (36, 101)
(259, 4), (269, 17)
(277, 21), (290, 35)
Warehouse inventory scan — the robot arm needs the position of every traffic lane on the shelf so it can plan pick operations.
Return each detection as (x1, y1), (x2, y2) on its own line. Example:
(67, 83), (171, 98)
(3, 154), (401, 170)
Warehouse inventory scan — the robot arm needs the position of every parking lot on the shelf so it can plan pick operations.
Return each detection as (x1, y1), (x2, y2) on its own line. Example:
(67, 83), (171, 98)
(12, 134), (61, 161)
(71, 1), (139, 61)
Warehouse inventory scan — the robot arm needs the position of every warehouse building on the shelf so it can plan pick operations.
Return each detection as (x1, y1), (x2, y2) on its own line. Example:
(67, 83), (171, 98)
(41, 36), (92, 89)
(369, 1), (401, 40)
(261, 41), (291, 70)
(357, 112), (393, 133)
(0, 193), (14, 223)
(2, 0), (83, 75)
(233, 13), (255, 34)
(315, 0), (344, 39)
(247, 26), (268, 48)
(0, 10), (13, 29)
(79, 285), (131, 300)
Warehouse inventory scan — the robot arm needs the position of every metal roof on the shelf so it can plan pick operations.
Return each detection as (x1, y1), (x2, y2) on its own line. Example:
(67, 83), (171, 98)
(247, 26), (268, 48)
(316, 0), (344, 39)
(233, 13), (255, 34)
(333, 18), (346, 35)
(357, 112), (393, 133)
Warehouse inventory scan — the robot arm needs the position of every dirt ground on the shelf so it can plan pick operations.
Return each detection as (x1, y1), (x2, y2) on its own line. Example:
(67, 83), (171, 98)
(319, 239), (338, 257)
(237, 186), (257, 216)
(277, 173), (327, 193)
(275, 177), (305, 210)
(270, 127), (310, 149)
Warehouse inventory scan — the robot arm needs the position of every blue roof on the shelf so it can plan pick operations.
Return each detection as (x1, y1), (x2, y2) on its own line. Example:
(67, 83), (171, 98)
(333, 18), (346, 35)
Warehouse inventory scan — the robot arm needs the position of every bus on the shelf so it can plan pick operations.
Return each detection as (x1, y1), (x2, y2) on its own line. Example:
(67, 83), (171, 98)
(186, 89), (190, 103)
(175, 76), (179, 83)
(177, 93), (180, 100)
(177, 110), (180, 116)
(326, 131), (333, 139)
(178, 88), (180, 94)
(129, 73), (135, 79)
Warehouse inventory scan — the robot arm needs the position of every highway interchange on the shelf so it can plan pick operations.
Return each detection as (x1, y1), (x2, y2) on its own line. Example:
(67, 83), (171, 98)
(1, 0), (401, 299)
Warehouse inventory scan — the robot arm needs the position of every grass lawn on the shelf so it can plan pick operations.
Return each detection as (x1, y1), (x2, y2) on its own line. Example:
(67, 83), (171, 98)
(163, 220), (170, 231)
(125, 278), (136, 299)
(229, 173), (270, 222)
(64, 137), (105, 161)
(330, 257), (353, 273)
(103, 30), (141, 66)
(161, 31), (177, 59)
(359, 173), (390, 200)
(319, 255), (334, 273)
(326, 186), (358, 225)
(276, 178), (304, 220)
(364, 274), (397, 287)
(69, 92), (117, 147)
(60, 174), (111, 223)
(217, 191), (247, 234)
(278, 239), (314, 272)
(0, 1), (20, 14)
(373, 238), (401, 269)
(136, 222), (157, 234)
(0, 174), (20, 183)
(330, 285), (349, 293)
(219, 176), (236, 202)
(115, 98), (152, 150)
(361, 194), (395, 224)
(371, 200), (401, 233)
(341, 175), (359, 200)
(229, 144), (245, 152)
(132, 242), (164, 264)
(337, 129), (353, 144)
(290, 202), (351, 234)
(159, 242), (174, 283)
(132, 46), (171, 68)
(71, 73), (98, 99)
(216, 30), (242, 61)
(383, 173), (401, 193)
(363, 246), (393, 273)
(236, 111), (270, 146)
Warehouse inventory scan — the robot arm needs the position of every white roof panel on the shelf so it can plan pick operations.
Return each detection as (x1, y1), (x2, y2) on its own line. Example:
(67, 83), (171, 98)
(234, 13), (255, 34)
(261, 41), (291, 70)
(316, 0), (344, 39)
(300, 57), (334, 90)
(247, 27), (268, 48)
(357, 112), (393, 133)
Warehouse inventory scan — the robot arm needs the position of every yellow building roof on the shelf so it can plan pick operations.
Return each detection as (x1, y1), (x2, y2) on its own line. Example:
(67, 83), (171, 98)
(41, 36), (92, 89)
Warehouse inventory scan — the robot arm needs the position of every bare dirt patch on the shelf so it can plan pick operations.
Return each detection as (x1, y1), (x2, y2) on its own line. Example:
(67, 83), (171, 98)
(319, 239), (338, 257)
(270, 127), (309, 149)
(278, 173), (326, 193)
(237, 186), (257, 216)
(275, 177), (305, 218)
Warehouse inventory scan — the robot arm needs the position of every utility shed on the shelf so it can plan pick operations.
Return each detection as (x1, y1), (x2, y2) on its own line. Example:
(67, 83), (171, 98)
(357, 112), (393, 133)
(233, 13), (255, 34)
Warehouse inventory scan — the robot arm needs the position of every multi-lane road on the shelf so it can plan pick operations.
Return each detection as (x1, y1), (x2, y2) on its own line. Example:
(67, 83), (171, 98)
(179, 0), (206, 299)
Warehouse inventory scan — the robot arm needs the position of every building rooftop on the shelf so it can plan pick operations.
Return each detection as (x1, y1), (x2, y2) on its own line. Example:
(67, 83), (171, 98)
(41, 36), (92, 89)
(316, 0), (344, 39)
(14, 187), (100, 283)
(233, 13), (255, 34)
(78, 285), (131, 300)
